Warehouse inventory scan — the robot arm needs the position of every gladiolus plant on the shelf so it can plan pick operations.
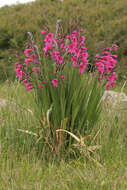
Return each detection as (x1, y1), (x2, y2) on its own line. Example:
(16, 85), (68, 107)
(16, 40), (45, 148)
(14, 21), (118, 156)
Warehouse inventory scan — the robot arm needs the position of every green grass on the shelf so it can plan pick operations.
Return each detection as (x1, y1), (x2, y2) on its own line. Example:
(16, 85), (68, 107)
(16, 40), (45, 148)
(0, 81), (127, 189)
(1, 154), (127, 190)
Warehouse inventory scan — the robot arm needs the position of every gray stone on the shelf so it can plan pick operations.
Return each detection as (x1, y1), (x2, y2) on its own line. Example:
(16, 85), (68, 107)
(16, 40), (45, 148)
(0, 98), (33, 114)
(102, 90), (127, 109)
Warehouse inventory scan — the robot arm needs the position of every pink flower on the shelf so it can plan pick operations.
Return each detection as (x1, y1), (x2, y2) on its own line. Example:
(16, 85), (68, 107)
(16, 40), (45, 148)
(72, 36), (78, 45)
(74, 48), (81, 58)
(39, 84), (43, 88)
(25, 83), (34, 91)
(68, 44), (75, 54)
(25, 45), (30, 48)
(72, 62), (77, 67)
(105, 83), (111, 90)
(14, 63), (18, 67)
(72, 30), (79, 37)
(42, 80), (47, 84)
(24, 49), (32, 57)
(80, 35), (86, 42)
(52, 50), (60, 61)
(32, 67), (38, 73)
(44, 52), (48, 57)
(15, 68), (24, 80)
(80, 52), (88, 58)
(25, 59), (32, 66)
(66, 35), (71, 40)
(57, 56), (63, 64)
(14, 28), (119, 93)
(14, 62), (20, 67)
(46, 33), (54, 39)
(95, 46), (118, 89)
(113, 44), (118, 51)
(23, 79), (28, 84)
(80, 29), (85, 33)
(60, 43), (66, 51)
(109, 80), (116, 86)
(105, 47), (111, 51)
(71, 56), (78, 67)
(111, 54), (118, 59)
(81, 47), (87, 51)
(79, 64), (86, 74)
(41, 30), (47, 35)
(60, 75), (65, 80)
(52, 79), (58, 88)
(101, 51), (111, 56)
(81, 58), (88, 65)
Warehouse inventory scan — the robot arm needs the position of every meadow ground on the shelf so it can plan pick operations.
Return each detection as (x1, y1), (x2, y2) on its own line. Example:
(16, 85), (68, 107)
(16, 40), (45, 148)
(0, 81), (127, 190)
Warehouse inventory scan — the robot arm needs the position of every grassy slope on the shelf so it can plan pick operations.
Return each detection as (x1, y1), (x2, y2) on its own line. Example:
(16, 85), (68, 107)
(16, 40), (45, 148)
(0, 0), (127, 81)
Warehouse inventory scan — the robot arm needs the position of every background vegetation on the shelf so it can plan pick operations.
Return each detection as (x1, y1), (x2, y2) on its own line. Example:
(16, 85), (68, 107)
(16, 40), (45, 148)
(0, 0), (127, 81)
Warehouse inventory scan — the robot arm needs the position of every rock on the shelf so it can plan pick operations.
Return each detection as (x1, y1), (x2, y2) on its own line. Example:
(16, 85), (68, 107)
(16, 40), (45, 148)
(0, 98), (33, 114)
(102, 90), (127, 109)
(0, 98), (7, 107)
